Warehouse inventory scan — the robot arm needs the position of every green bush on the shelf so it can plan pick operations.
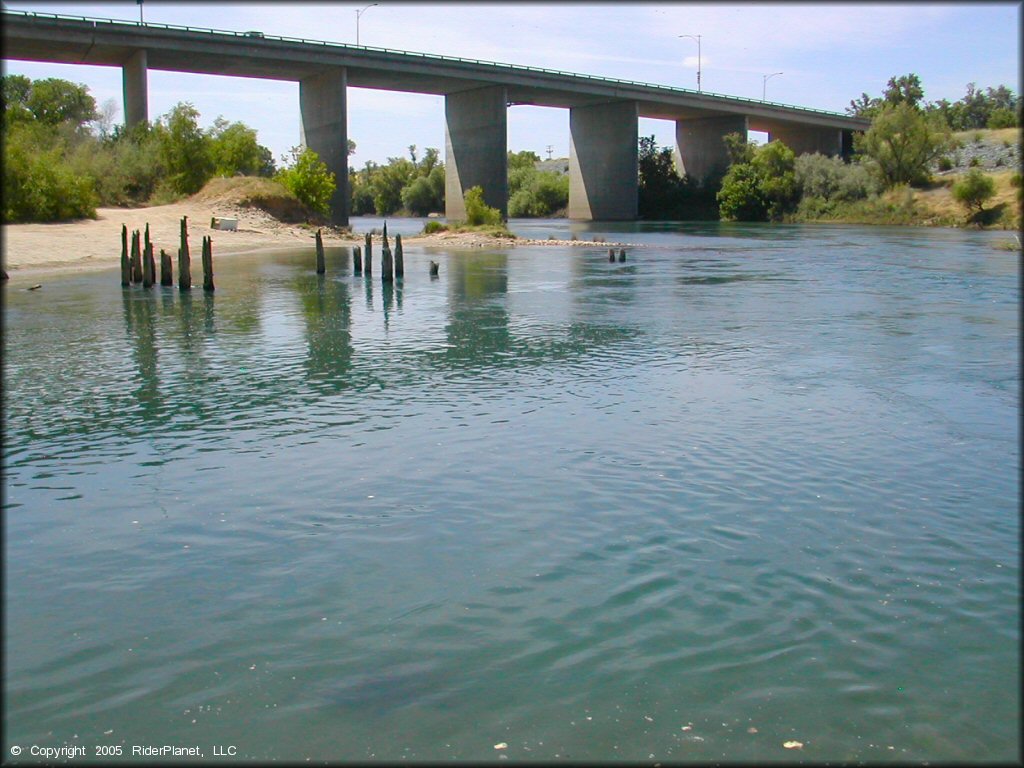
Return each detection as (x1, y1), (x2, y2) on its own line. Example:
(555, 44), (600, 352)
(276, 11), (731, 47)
(155, 102), (214, 196)
(952, 168), (996, 214)
(3, 126), (97, 222)
(422, 220), (448, 234)
(275, 146), (337, 218)
(463, 186), (503, 225)
(937, 156), (953, 172)
(718, 140), (798, 221)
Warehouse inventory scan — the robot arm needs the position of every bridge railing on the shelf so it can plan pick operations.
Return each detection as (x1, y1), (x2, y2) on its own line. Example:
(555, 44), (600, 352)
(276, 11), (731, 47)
(2, 8), (860, 121)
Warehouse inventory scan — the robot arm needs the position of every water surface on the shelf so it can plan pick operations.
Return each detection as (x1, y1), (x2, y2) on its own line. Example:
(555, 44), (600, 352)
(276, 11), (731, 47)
(3, 221), (1019, 762)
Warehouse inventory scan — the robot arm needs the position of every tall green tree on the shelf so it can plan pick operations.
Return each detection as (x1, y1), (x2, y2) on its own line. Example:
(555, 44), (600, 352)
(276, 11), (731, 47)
(276, 146), (336, 217)
(717, 139), (798, 222)
(854, 102), (951, 188)
(154, 102), (214, 195)
(209, 117), (275, 176)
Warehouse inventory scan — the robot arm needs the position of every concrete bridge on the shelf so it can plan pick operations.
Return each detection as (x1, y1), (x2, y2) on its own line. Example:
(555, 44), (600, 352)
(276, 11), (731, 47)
(2, 10), (870, 225)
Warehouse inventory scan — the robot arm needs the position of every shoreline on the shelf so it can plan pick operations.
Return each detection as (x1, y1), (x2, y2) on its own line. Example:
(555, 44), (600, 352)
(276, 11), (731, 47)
(1, 201), (639, 281)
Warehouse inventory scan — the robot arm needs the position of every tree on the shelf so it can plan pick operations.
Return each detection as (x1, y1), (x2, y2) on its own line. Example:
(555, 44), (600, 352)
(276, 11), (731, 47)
(952, 168), (996, 215)
(854, 102), (951, 188)
(24, 77), (98, 127)
(637, 135), (686, 219)
(883, 73), (925, 109)
(276, 146), (336, 217)
(717, 139), (798, 222)
(209, 118), (274, 176)
(155, 102), (214, 195)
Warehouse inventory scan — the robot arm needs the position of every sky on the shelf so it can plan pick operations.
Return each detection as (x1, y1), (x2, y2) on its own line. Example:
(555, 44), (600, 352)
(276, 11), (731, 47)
(2, 1), (1020, 168)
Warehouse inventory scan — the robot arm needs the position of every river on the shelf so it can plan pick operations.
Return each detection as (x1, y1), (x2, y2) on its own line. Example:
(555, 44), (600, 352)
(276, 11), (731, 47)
(3, 220), (1018, 762)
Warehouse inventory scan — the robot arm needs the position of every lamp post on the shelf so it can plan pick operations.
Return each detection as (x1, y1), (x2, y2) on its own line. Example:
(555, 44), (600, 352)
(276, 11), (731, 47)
(678, 34), (702, 91)
(762, 71), (783, 102)
(356, 3), (378, 46)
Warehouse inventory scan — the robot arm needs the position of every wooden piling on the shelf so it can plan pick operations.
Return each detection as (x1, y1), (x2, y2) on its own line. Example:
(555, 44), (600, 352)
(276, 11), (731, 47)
(160, 249), (173, 286)
(618, 248), (626, 262)
(381, 241), (394, 283)
(429, 260), (439, 277)
(364, 233), (372, 276)
(142, 241), (154, 289)
(353, 245), (362, 275)
(202, 236), (215, 292)
(120, 224), (130, 286)
(394, 234), (404, 278)
(315, 229), (325, 274)
(131, 229), (143, 284)
(608, 248), (616, 262)
(178, 216), (191, 291)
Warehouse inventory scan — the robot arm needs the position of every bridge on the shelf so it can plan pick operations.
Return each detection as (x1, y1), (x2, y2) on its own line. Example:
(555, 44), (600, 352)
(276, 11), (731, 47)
(2, 10), (870, 225)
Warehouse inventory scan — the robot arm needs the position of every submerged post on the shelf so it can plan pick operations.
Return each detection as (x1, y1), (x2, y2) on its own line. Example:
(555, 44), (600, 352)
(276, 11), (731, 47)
(315, 229), (325, 274)
(394, 234), (404, 278)
(353, 245), (363, 275)
(364, 233), (372, 276)
(160, 249), (173, 286)
(120, 224), (130, 286)
(608, 248), (616, 262)
(202, 236), (215, 292)
(178, 216), (191, 291)
(618, 248), (626, 262)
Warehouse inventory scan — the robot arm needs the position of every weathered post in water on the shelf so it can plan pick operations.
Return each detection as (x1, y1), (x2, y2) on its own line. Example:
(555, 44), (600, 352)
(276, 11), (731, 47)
(429, 260), (439, 277)
(142, 240), (154, 289)
(608, 248), (616, 262)
(381, 239), (394, 283)
(394, 234), (404, 278)
(120, 225), (130, 286)
(353, 245), (363, 275)
(131, 229), (143, 284)
(202, 236), (215, 292)
(178, 216), (192, 291)
(160, 249), (173, 286)
(364, 233), (372, 276)
(315, 229), (325, 274)
(618, 249), (626, 263)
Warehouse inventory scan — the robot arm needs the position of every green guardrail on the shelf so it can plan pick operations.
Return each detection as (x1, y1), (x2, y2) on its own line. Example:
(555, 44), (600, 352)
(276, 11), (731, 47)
(1, 9), (865, 122)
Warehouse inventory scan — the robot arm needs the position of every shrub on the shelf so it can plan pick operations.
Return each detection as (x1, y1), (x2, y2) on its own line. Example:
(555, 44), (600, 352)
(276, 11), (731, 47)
(3, 129), (97, 222)
(937, 156), (953, 172)
(422, 220), (448, 234)
(952, 168), (996, 214)
(275, 146), (336, 218)
(968, 156), (980, 167)
(463, 185), (503, 225)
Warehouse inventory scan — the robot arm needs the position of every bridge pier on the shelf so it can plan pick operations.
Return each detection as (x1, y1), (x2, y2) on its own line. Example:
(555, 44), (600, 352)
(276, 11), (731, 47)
(444, 85), (508, 221)
(122, 49), (148, 128)
(766, 123), (843, 156)
(675, 114), (748, 183)
(300, 68), (349, 226)
(568, 100), (638, 221)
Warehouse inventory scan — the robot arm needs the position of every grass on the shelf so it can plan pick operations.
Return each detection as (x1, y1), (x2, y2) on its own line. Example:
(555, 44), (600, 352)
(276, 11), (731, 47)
(421, 220), (516, 238)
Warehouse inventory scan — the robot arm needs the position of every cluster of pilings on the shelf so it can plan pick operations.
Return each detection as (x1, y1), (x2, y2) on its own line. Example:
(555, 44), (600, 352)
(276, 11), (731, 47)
(608, 248), (627, 263)
(120, 216), (213, 292)
(317, 222), (415, 281)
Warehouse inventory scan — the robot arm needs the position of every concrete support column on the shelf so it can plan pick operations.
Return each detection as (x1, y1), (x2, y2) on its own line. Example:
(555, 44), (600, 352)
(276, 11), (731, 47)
(767, 124), (843, 156)
(568, 100), (638, 221)
(445, 85), (508, 221)
(675, 114), (748, 183)
(122, 49), (148, 128)
(300, 68), (349, 226)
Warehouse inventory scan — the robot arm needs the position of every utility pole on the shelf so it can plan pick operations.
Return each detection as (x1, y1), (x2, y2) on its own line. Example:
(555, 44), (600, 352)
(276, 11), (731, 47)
(137, 0), (143, 23)
(546, 145), (554, 160)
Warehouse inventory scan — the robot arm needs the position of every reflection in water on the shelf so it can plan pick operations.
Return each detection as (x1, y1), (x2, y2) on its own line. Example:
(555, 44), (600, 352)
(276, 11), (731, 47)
(295, 273), (353, 390)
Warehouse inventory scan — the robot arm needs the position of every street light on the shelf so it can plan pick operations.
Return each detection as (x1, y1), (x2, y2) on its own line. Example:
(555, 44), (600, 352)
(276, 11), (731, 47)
(678, 34), (701, 91)
(762, 71), (783, 102)
(356, 3), (378, 46)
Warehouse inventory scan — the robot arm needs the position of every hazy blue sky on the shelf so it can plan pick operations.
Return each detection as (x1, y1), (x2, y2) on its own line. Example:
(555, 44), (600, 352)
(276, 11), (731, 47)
(3, 2), (1020, 167)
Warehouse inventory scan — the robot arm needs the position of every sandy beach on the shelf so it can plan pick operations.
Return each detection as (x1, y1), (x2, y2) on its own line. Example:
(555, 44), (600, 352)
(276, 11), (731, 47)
(2, 200), (636, 283)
